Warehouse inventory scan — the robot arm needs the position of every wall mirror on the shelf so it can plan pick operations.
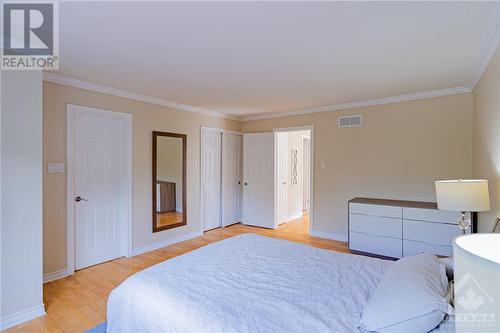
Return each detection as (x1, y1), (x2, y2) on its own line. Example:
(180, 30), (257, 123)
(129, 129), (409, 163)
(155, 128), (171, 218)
(152, 131), (187, 232)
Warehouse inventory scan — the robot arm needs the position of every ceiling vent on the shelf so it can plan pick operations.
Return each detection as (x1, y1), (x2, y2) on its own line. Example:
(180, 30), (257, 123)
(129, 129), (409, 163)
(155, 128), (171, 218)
(338, 114), (363, 128)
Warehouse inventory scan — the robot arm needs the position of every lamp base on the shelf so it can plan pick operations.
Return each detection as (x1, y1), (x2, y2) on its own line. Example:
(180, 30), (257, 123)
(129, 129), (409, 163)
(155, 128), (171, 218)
(458, 212), (471, 235)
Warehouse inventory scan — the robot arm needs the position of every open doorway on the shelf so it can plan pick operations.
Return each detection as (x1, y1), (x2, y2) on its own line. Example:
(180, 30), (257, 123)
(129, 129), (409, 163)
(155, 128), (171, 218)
(275, 127), (312, 235)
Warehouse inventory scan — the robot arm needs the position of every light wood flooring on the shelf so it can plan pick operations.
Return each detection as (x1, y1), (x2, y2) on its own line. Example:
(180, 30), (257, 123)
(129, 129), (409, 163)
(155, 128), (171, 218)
(6, 214), (348, 333)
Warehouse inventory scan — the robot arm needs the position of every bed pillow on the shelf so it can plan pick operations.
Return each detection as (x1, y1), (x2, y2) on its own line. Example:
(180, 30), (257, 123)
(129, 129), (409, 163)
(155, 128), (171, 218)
(359, 253), (450, 333)
(438, 257), (454, 281)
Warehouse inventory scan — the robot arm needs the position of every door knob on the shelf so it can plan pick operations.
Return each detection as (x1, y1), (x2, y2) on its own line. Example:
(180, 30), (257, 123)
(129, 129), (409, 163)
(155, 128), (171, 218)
(75, 196), (88, 202)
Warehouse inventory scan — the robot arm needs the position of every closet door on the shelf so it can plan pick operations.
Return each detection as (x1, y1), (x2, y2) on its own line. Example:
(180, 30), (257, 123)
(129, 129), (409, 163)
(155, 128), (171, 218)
(222, 133), (242, 227)
(242, 132), (276, 229)
(201, 129), (222, 231)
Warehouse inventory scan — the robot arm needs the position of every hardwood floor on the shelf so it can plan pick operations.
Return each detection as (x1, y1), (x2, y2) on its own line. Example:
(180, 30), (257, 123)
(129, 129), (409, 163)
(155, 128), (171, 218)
(6, 214), (347, 333)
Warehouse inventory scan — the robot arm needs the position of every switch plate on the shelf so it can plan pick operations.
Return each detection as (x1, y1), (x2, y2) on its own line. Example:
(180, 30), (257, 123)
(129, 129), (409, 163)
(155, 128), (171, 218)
(48, 163), (65, 173)
(321, 161), (326, 169)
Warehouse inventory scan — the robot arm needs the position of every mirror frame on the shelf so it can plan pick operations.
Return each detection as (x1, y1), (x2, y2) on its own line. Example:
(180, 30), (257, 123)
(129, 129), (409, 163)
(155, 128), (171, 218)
(152, 131), (187, 232)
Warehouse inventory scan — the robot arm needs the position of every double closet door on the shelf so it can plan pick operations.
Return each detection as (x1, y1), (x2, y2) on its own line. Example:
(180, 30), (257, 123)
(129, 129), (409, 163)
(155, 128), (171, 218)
(201, 129), (243, 231)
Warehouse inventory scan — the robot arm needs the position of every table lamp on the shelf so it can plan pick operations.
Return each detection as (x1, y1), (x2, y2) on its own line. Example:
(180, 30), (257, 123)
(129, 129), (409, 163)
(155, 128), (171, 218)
(454, 234), (500, 332)
(435, 179), (490, 234)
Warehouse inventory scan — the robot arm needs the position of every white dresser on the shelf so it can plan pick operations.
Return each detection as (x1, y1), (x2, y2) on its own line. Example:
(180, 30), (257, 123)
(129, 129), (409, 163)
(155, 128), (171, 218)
(348, 198), (472, 259)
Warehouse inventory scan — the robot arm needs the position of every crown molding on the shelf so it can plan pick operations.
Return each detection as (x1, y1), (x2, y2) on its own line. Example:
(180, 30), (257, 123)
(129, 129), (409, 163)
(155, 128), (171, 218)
(42, 72), (241, 121)
(241, 86), (472, 122)
(466, 4), (500, 90)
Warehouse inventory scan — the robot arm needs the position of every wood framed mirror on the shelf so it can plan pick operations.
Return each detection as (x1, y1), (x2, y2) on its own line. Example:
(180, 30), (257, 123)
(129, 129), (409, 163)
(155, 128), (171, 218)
(152, 131), (187, 232)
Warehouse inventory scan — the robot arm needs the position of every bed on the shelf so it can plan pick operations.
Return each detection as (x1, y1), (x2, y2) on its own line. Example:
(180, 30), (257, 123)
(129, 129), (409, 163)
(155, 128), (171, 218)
(106, 234), (452, 332)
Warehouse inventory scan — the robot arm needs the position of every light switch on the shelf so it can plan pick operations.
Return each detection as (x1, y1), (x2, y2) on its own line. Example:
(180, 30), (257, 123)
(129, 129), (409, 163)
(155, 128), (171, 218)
(321, 161), (326, 169)
(48, 163), (65, 173)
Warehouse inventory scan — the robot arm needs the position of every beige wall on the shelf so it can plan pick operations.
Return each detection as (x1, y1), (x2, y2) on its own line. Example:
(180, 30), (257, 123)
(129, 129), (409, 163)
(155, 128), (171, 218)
(473, 47), (500, 232)
(43, 79), (480, 273)
(43, 82), (240, 275)
(1, 71), (44, 326)
(243, 94), (474, 239)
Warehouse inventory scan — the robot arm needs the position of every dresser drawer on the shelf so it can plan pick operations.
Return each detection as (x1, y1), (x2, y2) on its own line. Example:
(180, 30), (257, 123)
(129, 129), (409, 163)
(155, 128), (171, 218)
(350, 214), (402, 238)
(403, 207), (463, 224)
(403, 220), (460, 246)
(403, 239), (452, 257)
(350, 203), (402, 219)
(349, 232), (402, 258)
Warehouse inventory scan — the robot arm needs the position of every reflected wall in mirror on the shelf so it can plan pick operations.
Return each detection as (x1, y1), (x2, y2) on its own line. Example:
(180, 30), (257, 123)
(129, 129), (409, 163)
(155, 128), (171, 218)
(152, 131), (186, 232)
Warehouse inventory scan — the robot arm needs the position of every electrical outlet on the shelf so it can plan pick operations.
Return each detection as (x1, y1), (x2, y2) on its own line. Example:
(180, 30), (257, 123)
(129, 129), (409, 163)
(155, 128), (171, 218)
(321, 161), (326, 169)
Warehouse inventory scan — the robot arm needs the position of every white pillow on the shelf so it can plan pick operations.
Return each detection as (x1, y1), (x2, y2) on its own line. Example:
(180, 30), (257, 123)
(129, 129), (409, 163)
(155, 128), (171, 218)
(438, 257), (454, 281)
(359, 253), (451, 333)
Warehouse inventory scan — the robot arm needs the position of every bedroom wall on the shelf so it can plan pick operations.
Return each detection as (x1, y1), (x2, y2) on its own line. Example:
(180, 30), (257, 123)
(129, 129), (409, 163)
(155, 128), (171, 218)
(1, 71), (44, 328)
(473, 46), (500, 233)
(42, 81), (240, 276)
(242, 93), (474, 240)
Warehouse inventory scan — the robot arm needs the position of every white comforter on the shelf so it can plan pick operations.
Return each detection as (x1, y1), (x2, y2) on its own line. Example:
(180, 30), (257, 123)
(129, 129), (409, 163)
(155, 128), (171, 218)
(107, 234), (392, 333)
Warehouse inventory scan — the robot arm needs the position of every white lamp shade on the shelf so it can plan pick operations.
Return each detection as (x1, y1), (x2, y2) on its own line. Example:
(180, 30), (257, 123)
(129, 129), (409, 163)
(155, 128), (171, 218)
(454, 234), (500, 333)
(435, 179), (490, 212)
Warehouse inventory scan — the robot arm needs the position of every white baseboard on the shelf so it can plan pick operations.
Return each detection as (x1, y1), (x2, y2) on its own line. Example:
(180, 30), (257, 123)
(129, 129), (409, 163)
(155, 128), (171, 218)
(285, 211), (303, 222)
(43, 268), (71, 284)
(0, 304), (46, 330)
(310, 230), (348, 242)
(132, 230), (203, 256)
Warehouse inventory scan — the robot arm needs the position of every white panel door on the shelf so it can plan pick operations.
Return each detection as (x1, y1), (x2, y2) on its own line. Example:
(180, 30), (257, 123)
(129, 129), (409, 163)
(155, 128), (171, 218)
(242, 132), (276, 229)
(74, 109), (126, 269)
(222, 133), (242, 227)
(276, 133), (288, 225)
(201, 129), (222, 231)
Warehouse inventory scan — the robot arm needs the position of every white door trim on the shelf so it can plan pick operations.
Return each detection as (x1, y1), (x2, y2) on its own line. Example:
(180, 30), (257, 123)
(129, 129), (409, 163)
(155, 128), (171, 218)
(273, 125), (314, 234)
(66, 104), (133, 275)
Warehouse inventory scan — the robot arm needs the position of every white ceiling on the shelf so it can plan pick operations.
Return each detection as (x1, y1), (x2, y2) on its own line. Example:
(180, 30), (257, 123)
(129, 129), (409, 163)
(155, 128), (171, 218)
(54, 1), (500, 119)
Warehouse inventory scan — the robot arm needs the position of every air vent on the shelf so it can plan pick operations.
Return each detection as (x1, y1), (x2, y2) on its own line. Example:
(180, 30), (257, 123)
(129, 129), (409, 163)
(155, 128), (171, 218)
(338, 114), (363, 128)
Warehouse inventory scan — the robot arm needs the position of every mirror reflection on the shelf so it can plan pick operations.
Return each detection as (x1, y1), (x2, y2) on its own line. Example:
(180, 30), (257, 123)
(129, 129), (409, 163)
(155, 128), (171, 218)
(153, 132), (186, 232)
